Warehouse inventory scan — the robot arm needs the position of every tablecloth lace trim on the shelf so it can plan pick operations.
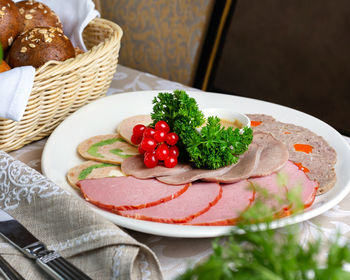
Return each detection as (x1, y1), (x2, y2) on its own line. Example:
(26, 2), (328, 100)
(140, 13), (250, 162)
(0, 151), (66, 210)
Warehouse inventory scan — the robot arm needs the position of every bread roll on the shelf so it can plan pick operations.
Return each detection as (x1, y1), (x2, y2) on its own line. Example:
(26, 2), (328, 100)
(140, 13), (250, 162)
(0, 0), (23, 51)
(16, 0), (62, 33)
(8, 27), (75, 68)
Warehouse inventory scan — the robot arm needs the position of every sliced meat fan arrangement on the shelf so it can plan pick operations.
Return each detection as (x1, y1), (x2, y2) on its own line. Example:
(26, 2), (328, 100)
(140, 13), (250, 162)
(67, 111), (336, 226)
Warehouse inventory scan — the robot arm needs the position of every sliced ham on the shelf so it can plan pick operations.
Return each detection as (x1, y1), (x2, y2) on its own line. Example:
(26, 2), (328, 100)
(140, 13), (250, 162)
(187, 180), (255, 226)
(117, 182), (222, 223)
(248, 160), (318, 218)
(77, 176), (189, 211)
(276, 161), (318, 208)
(117, 114), (152, 145)
(121, 155), (192, 179)
(248, 172), (289, 218)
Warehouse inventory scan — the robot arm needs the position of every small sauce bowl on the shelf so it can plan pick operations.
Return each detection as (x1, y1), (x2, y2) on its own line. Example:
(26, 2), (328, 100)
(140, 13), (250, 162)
(202, 108), (251, 130)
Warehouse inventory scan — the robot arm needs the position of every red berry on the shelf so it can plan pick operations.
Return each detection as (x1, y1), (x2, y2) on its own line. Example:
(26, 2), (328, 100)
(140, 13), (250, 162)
(138, 144), (145, 154)
(155, 120), (170, 133)
(169, 146), (180, 157)
(164, 155), (178, 168)
(155, 143), (169, 160)
(144, 152), (158, 168)
(154, 130), (166, 143)
(144, 127), (156, 138)
(140, 137), (157, 151)
(132, 124), (146, 137)
(131, 134), (142, 145)
(165, 132), (179, 146)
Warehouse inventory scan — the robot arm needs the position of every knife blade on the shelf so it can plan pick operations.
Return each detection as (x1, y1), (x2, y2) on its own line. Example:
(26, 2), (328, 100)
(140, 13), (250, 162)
(0, 208), (92, 280)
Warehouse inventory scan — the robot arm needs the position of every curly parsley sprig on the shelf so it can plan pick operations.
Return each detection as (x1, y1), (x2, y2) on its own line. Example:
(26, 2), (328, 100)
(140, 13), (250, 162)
(186, 117), (253, 169)
(151, 90), (253, 169)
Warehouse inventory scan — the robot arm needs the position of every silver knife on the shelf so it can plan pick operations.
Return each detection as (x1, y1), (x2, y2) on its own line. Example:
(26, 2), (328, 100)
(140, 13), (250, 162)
(0, 208), (92, 280)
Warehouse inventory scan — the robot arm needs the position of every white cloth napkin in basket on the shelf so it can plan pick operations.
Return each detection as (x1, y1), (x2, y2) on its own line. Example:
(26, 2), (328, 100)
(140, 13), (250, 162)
(0, 0), (100, 122)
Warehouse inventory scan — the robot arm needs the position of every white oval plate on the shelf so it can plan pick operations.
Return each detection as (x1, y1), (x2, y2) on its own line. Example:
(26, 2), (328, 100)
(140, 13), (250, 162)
(42, 90), (350, 238)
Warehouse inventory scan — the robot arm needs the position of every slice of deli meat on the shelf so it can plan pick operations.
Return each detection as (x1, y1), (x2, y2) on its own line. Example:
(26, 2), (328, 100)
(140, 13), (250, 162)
(276, 160), (318, 208)
(157, 131), (288, 185)
(247, 114), (337, 194)
(188, 180), (255, 226)
(248, 172), (289, 218)
(251, 132), (289, 177)
(117, 182), (222, 223)
(121, 155), (192, 179)
(78, 176), (189, 211)
(156, 164), (233, 185)
(249, 160), (318, 216)
(77, 134), (139, 164)
(67, 161), (122, 189)
(117, 114), (152, 144)
(201, 142), (262, 183)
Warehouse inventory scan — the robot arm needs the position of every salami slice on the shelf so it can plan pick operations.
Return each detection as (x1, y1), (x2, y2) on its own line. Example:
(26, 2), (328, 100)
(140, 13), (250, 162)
(117, 182), (222, 223)
(78, 176), (189, 210)
(187, 180), (255, 226)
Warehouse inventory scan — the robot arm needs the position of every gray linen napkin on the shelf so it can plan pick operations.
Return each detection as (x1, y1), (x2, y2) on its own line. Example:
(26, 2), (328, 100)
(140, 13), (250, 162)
(0, 150), (163, 280)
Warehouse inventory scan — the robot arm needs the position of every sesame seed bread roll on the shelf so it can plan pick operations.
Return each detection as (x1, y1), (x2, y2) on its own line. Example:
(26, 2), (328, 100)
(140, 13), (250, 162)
(0, 0), (23, 51)
(16, 0), (62, 33)
(8, 26), (75, 68)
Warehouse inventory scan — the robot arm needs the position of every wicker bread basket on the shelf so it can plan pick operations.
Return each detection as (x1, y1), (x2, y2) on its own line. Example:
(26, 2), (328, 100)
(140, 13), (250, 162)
(0, 18), (122, 152)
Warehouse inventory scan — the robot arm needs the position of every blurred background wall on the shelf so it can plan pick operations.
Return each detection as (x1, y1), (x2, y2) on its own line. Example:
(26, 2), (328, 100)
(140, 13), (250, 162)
(207, 0), (350, 135)
(97, 0), (349, 135)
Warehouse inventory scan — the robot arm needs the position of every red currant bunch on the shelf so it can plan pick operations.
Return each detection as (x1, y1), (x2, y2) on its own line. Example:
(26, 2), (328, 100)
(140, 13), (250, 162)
(131, 120), (180, 168)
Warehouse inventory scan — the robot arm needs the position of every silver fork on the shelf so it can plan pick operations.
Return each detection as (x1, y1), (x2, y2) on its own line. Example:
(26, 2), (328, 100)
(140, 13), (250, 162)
(0, 254), (25, 280)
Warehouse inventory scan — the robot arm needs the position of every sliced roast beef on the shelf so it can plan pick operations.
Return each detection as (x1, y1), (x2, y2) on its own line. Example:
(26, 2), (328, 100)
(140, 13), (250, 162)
(157, 131), (288, 185)
(117, 182), (222, 223)
(201, 143), (262, 183)
(121, 155), (192, 179)
(156, 164), (233, 185)
(187, 180), (255, 226)
(251, 132), (289, 177)
(78, 176), (189, 211)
